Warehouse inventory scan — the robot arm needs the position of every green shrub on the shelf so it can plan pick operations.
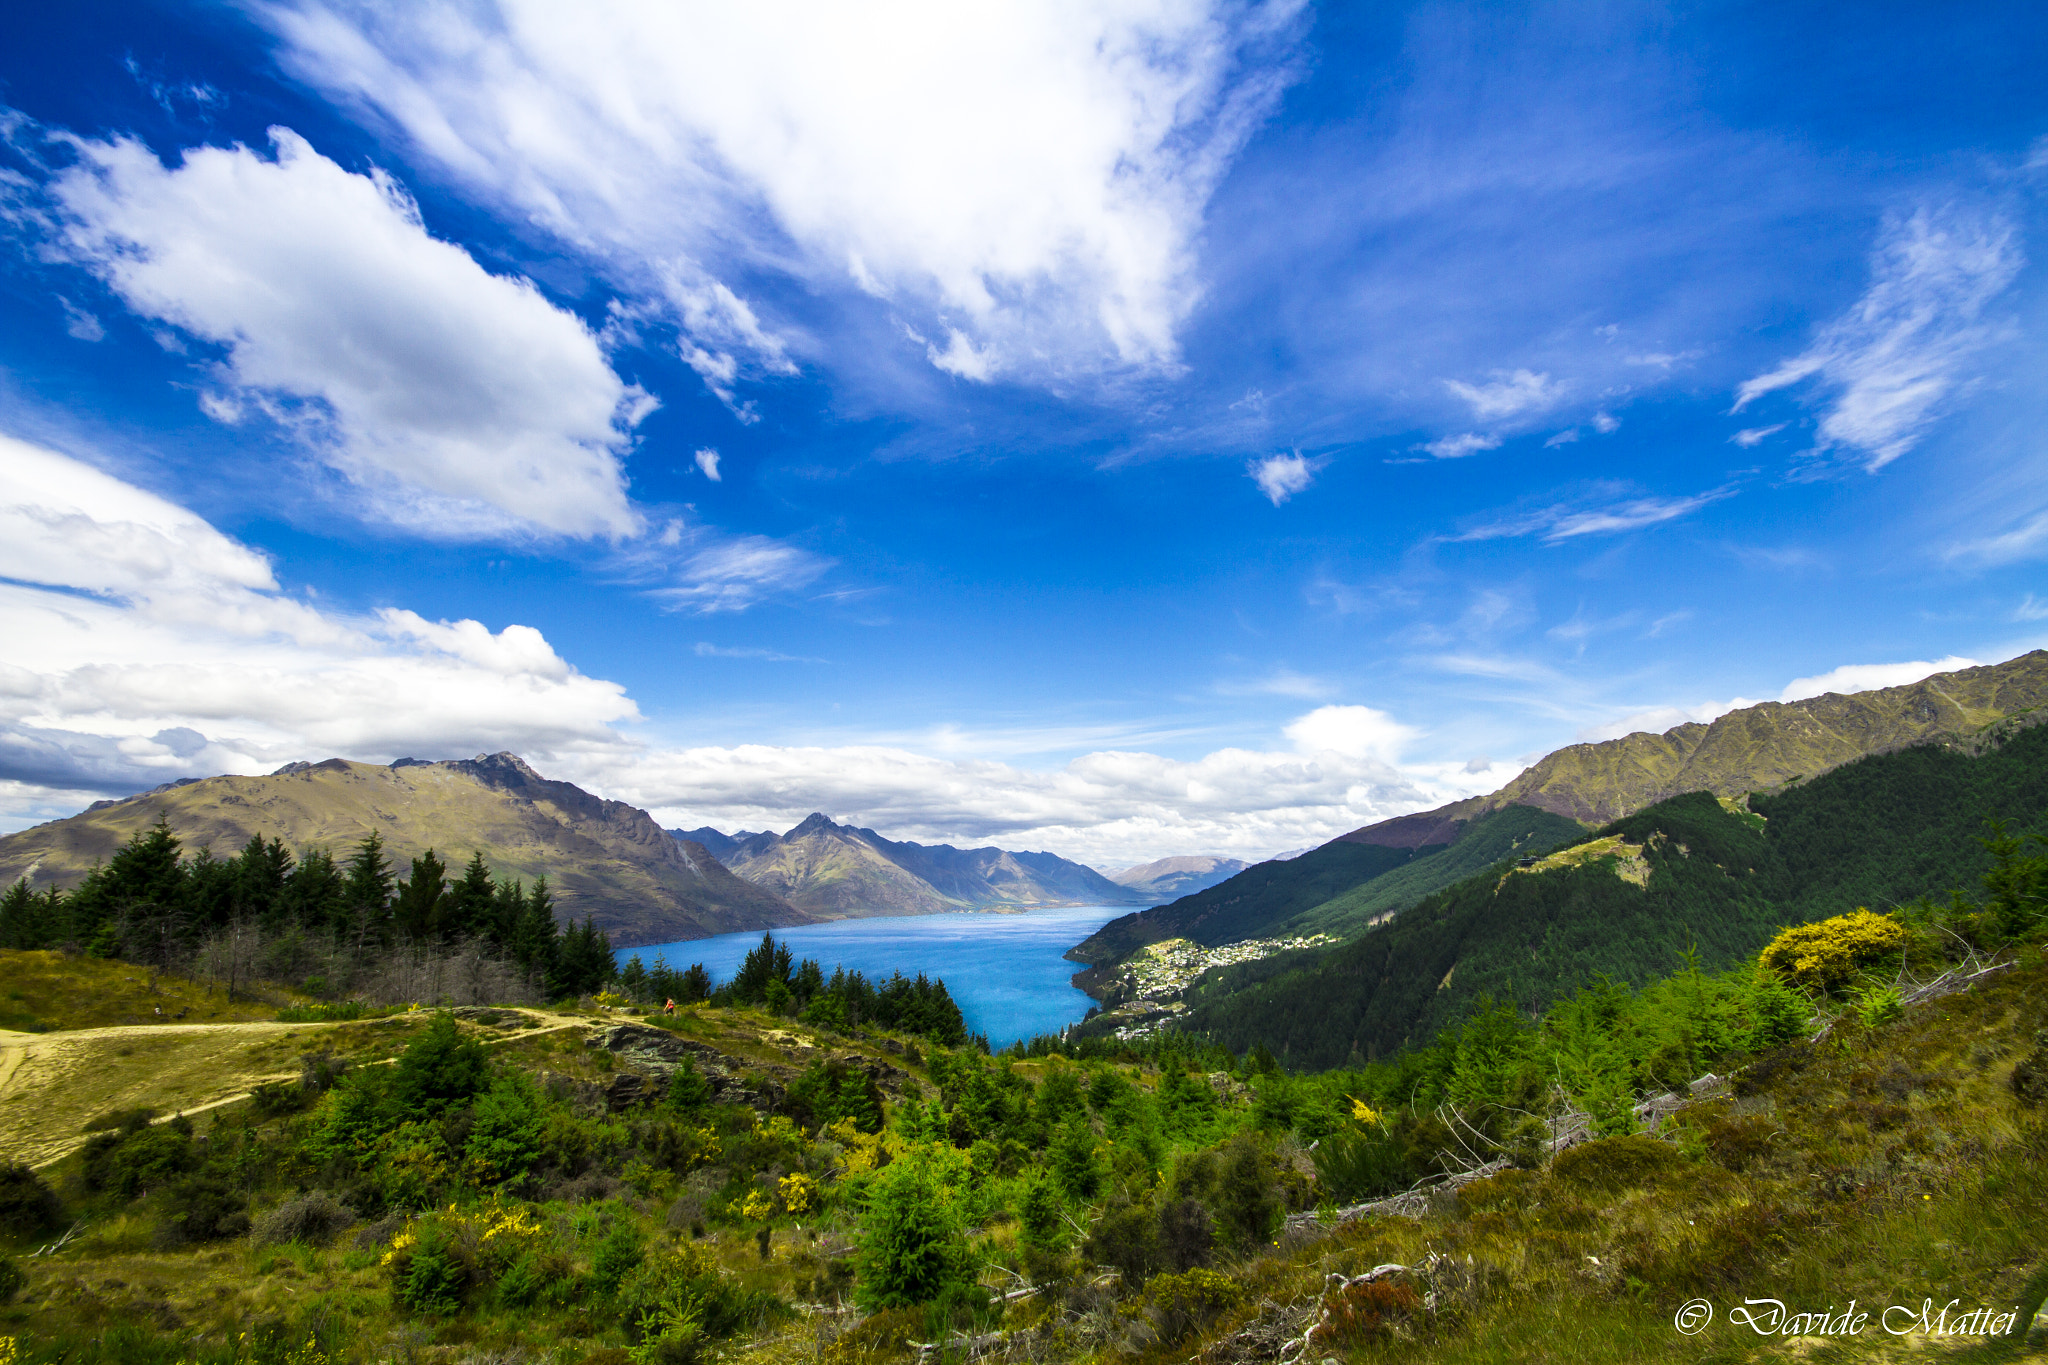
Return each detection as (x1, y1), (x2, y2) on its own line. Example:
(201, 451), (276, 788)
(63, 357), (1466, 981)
(663, 1058), (715, 1116)
(0, 1162), (63, 1234)
(787, 1059), (883, 1133)
(1310, 1125), (1410, 1202)
(1145, 1266), (1244, 1343)
(154, 1173), (251, 1248)
(85, 1122), (194, 1199)
(394, 1224), (468, 1315)
(0, 1253), (24, 1303)
(854, 1154), (971, 1309)
(389, 1012), (491, 1117)
(593, 1221), (647, 1296)
(1550, 1134), (1685, 1193)
(465, 1073), (546, 1184)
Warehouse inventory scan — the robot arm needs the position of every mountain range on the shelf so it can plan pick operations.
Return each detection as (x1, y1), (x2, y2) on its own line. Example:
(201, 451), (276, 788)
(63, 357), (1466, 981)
(0, 754), (805, 949)
(673, 813), (1147, 917)
(1069, 650), (2048, 979)
(1104, 855), (1249, 900)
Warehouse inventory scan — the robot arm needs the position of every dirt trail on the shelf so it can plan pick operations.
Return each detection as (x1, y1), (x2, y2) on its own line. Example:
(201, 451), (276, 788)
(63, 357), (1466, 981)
(0, 1011), (597, 1171)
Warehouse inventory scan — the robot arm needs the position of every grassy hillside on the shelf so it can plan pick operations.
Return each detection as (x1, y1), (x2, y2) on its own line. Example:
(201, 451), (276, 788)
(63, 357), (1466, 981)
(1468, 648), (2048, 825)
(0, 756), (804, 948)
(1285, 804), (1586, 940)
(1183, 722), (2048, 1069)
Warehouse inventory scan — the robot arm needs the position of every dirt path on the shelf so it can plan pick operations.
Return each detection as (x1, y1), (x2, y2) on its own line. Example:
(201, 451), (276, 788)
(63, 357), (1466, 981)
(0, 1011), (598, 1171)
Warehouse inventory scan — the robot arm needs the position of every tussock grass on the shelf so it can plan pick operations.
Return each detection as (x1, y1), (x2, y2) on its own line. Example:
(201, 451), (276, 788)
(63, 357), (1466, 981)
(0, 950), (292, 1032)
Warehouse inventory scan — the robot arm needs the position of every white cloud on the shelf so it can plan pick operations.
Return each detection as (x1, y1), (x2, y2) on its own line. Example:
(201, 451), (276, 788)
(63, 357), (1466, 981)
(260, 0), (1308, 393)
(693, 643), (824, 664)
(0, 433), (1509, 862)
(652, 536), (832, 615)
(1733, 206), (2022, 469)
(1455, 485), (1731, 543)
(45, 128), (649, 538)
(0, 433), (637, 815)
(694, 448), (722, 482)
(1944, 511), (2048, 566)
(1421, 433), (1501, 460)
(562, 701), (1473, 865)
(1575, 654), (1982, 745)
(1544, 493), (1725, 540)
(58, 298), (104, 341)
(1248, 452), (1316, 505)
(1443, 368), (1563, 422)
(1281, 705), (1416, 763)
(1730, 422), (1786, 447)
(1590, 411), (1619, 434)
(1776, 656), (1978, 703)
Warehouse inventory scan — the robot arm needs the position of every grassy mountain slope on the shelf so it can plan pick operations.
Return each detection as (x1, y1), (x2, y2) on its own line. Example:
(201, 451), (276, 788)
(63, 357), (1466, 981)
(1350, 649), (2048, 838)
(0, 755), (806, 948)
(1182, 721), (2048, 1068)
(1065, 840), (1420, 967)
(1285, 804), (1587, 939)
(675, 813), (1146, 917)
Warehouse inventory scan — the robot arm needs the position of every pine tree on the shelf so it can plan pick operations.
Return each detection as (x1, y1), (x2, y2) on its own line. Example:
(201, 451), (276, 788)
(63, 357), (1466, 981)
(342, 832), (394, 954)
(392, 849), (448, 942)
(444, 851), (497, 943)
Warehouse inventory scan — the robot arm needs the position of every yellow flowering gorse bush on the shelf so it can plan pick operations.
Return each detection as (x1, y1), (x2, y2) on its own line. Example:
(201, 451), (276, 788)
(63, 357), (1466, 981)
(1760, 908), (1908, 993)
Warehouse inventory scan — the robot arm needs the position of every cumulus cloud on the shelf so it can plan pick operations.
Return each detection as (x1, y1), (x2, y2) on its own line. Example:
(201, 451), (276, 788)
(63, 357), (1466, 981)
(44, 128), (649, 537)
(693, 448), (722, 482)
(0, 433), (637, 816)
(1248, 452), (1316, 504)
(558, 701), (1477, 866)
(1733, 206), (2021, 469)
(258, 0), (1308, 393)
(1443, 368), (1562, 421)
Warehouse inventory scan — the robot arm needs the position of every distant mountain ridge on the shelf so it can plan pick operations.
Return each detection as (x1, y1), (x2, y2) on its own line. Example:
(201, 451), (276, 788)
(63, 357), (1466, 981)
(1344, 650), (2048, 849)
(0, 754), (806, 949)
(1106, 855), (1249, 900)
(672, 813), (1149, 917)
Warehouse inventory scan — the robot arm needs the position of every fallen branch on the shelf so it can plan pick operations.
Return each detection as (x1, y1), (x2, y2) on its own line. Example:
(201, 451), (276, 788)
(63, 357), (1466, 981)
(30, 1219), (84, 1257)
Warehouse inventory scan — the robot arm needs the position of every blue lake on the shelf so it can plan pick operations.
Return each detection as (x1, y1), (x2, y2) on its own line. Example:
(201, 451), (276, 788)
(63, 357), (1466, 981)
(635, 904), (1130, 1048)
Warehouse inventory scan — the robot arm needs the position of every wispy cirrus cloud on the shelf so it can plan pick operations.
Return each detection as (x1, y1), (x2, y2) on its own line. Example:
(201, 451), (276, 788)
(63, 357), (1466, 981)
(1733, 205), (2022, 469)
(1452, 484), (1733, 543)
(1419, 433), (1501, 460)
(693, 642), (825, 663)
(259, 0), (1310, 397)
(1443, 368), (1563, 421)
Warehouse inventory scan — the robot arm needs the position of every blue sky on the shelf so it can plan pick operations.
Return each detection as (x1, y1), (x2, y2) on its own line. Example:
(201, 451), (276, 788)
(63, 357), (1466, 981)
(2, 1), (2046, 866)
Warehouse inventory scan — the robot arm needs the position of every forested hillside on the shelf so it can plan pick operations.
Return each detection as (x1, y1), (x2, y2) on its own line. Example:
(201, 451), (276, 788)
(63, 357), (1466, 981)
(1180, 721), (2048, 1068)
(1284, 804), (1586, 939)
